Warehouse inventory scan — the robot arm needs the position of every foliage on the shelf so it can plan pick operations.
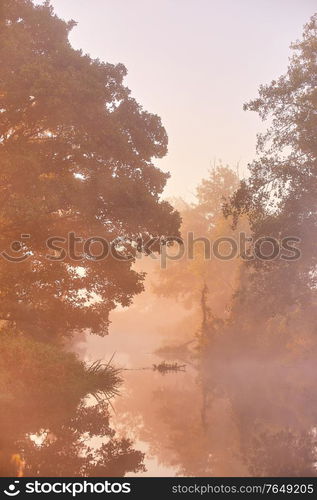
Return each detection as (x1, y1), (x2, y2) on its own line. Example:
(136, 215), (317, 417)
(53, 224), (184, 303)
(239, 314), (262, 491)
(0, 0), (180, 340)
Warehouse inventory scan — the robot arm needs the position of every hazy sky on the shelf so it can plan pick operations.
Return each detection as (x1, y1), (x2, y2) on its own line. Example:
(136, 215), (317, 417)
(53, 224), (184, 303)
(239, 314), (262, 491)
(48, 0), (316, 200)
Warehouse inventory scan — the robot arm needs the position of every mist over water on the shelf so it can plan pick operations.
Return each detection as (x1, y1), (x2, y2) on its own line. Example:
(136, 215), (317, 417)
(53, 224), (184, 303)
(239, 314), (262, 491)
(78, 254), (317, 477)
(0, 0), (316, 480)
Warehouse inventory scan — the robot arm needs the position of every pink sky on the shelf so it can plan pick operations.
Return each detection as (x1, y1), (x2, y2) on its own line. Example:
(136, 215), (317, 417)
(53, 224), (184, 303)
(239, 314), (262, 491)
(47, 0), (316, 200)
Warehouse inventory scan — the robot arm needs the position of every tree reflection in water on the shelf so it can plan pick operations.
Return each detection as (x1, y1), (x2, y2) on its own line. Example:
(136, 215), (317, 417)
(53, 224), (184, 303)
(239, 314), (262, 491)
(0, 333), (145, 477)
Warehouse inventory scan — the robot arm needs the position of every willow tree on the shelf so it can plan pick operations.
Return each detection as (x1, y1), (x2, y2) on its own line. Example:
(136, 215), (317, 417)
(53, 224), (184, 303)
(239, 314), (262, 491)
(0, 0), (180, 340)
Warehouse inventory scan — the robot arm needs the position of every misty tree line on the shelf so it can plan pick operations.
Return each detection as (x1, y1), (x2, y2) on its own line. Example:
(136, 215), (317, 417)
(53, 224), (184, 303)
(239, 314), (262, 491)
(150, 13), (317, 476)
(0, 0), (316, 477)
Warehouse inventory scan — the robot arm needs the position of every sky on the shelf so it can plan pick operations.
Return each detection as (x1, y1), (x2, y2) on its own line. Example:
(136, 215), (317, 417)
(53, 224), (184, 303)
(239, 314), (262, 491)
(47, 0), (316, 200)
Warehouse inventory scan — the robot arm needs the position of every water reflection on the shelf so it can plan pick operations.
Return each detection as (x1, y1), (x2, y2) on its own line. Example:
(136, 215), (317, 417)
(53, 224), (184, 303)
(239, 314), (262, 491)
(1, 273), (317, 477)
(82, 270), (317, 478)
(0, 333), (144, 477)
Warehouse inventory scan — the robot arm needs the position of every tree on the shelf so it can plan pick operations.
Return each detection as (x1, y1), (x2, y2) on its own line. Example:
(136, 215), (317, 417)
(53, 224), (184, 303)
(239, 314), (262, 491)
(223, 14), (317, 350)
(208, 15), (317, 475)
(154, 164), (246, 338)
(228, 14), (317, 231)
(0, 0), (180, 340)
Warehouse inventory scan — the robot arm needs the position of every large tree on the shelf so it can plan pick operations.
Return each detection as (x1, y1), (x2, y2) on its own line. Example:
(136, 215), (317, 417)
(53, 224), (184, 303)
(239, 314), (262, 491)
(0, 0), (180, 340)
(208, 15), (317, 475)
(224, 14), (317, 339)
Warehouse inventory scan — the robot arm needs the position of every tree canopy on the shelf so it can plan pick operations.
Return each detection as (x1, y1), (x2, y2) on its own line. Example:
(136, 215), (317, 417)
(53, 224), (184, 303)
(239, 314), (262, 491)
(0, 0), (180, 340)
